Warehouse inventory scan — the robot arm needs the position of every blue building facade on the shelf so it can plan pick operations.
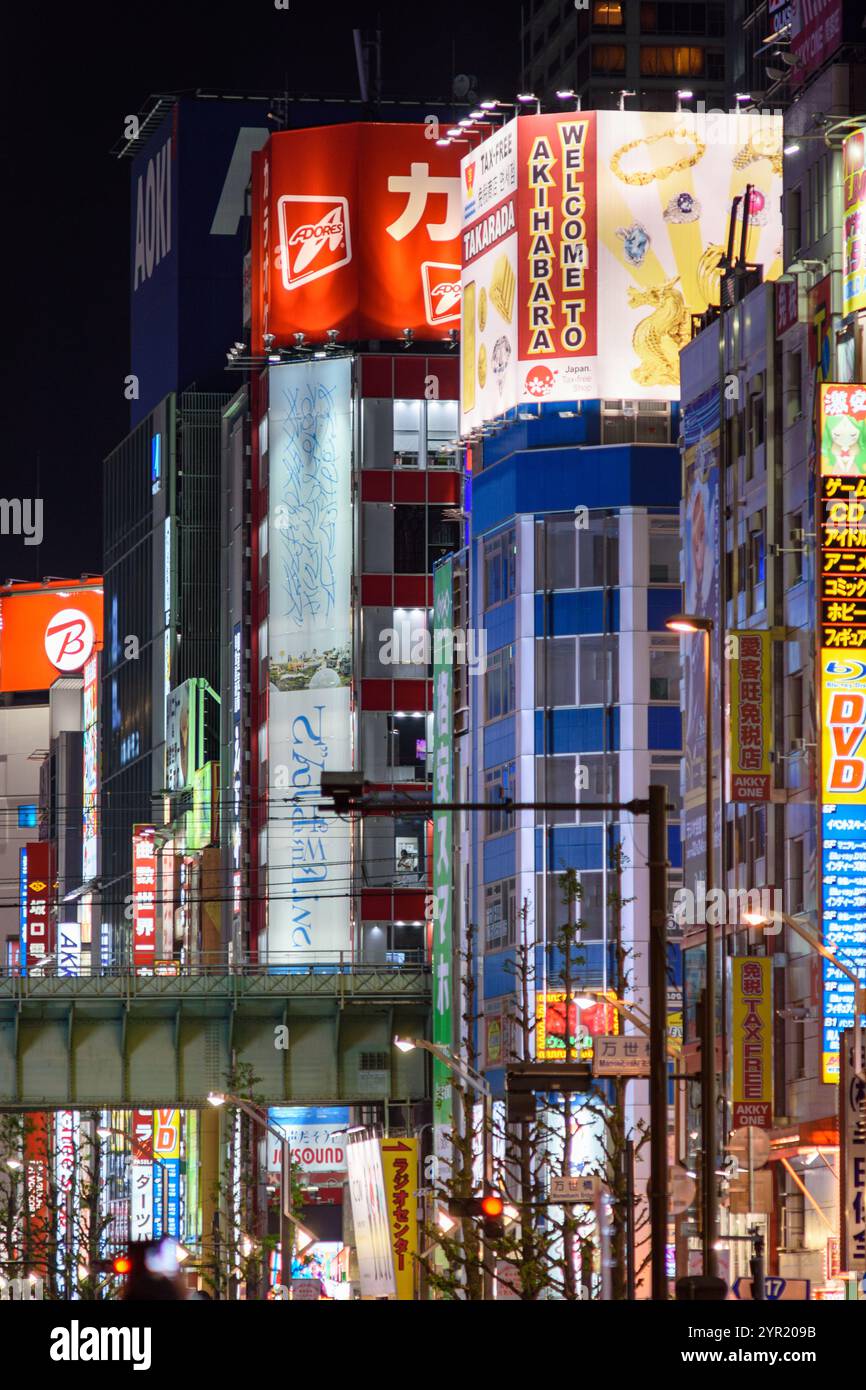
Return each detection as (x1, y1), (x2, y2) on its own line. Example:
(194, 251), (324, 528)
(454, 401), (684, 1101)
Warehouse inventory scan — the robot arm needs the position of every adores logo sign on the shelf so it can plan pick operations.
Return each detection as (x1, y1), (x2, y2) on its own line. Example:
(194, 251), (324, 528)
(44, 609), (96, 673)
(277, 196), (352, 290)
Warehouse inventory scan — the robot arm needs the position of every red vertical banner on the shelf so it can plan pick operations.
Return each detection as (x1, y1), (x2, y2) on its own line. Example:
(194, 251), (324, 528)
(517, 113), (598, 365)
(24, 1112), (50, 1277)
(132, 826), (157, 972)
(24, 841), (52, 972)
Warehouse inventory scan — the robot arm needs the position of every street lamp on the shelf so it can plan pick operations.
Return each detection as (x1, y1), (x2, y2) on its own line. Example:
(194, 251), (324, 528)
(206, 1092), (318, 1279)
(743, 909), (866, 1082)
(666, 611), (718, 1279)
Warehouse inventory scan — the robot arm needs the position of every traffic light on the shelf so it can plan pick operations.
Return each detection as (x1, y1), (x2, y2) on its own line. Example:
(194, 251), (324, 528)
(446, 1190), (506, 1239)
(113, 1255), (132, 1276)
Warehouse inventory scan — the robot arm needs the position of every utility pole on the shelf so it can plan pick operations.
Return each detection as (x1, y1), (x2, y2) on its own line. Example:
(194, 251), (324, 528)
(562, 871), (579, 1301)
(648, 783), (669, 1300)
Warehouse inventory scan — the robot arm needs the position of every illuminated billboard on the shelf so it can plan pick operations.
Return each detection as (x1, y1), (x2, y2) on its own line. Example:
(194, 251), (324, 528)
(843, 127), (866, 319)
(731, 957), (772, 1128)
(153, 1108), (181, 1239)
(132, 827), (157, 973)
(251, 123), (461, 351)
(460, 110), (783, 426)
(345, 1130), (395, 1298)
(0, 582), (103, 692)
(267, 358), (353, 961)
(82, 653), (99, 883)
(23, 841), (51, 973)
(131, 1109), (154, 1242)
(819, 383), (866, 1082)
(728, 631), (773, 801)
(535, 991), (619, 1062)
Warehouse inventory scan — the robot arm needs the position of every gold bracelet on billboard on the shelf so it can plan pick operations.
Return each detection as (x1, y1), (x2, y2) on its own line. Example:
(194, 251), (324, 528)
(732, 132), (782, 175)
(610, 129), (706, 186)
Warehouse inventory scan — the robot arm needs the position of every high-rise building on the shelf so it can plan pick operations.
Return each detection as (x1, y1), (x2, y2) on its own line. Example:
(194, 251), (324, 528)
(521, 0), (727, 112)
(677, 21), (866, 1291)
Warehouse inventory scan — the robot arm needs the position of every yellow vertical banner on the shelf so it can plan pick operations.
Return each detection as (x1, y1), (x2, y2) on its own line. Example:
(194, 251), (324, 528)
(732, 957), (772, 1129)
(728, 630), (772, 801)
(379, 1138), (419, 1301)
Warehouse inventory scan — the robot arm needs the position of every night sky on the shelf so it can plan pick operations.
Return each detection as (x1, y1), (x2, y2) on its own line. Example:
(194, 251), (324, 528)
(4, 0), (523, 582)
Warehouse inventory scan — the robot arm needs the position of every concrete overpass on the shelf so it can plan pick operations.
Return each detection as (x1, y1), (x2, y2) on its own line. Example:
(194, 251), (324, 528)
(0, 966), (430, 1108)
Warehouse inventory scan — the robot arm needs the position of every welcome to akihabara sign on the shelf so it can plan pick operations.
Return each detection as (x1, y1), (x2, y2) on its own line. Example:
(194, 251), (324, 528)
(459, 108), (783, 427)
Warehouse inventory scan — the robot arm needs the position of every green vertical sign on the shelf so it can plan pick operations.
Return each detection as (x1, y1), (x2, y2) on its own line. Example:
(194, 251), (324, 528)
(432, 559), (454, 1156)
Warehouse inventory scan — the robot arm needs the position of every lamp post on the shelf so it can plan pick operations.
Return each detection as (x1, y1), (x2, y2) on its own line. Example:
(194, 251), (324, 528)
(207, 1092), (317, 1293)
(743, 909), (866, 1083)
(666, 612), (718, 1279)
(394, 1037), (495, 1297)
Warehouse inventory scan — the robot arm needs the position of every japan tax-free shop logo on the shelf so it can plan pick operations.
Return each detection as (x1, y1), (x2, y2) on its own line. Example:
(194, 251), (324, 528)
(44, 609), (95, 673)
(277, 196), (352, 291)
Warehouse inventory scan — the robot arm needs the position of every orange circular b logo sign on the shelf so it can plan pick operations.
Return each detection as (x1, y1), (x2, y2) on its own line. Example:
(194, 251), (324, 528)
(44, 609), (95, 672)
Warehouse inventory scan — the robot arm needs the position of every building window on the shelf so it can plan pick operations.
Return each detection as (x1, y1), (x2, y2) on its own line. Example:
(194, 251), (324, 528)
(579, 635), (618, 704)
(785, 351), (802, 428)
(786, 511), (804, 588)
(485, 762), (517, 836)
(788, 837), (805, 915)
(593, 0), (624, 25)
(537, 752), (619, 825)
(750, 391), (766, 452)
(649, 523), (680, 582)
(785, 187), (803, 264)
(578, 517), (619, 587)
(592, 44), (627, 72)
(485, 878), (517, 949)
(484, 527), (517, 607)
(706, 50), (725, 81)
(537, 516), (576, 589)
(640, 46), (705, 77)
(649, 642), (680, 701)
(786, 672), (804, 748)
(536, 636), (577, 706)
(485, 645), (516, 721)
(748, 518), (766, 615)
(747, 805), (766, 867)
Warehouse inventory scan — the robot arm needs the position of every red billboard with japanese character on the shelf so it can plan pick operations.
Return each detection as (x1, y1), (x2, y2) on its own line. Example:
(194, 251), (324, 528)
(132, 826), (157, 972)
(251, 123), (463, 350)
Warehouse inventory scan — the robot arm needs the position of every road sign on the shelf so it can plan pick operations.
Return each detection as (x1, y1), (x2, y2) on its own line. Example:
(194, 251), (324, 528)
(732, 1276), (811, 1301)
(550, 1174), (602, 1203)
(592, 1035), (650, 1076)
